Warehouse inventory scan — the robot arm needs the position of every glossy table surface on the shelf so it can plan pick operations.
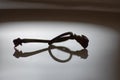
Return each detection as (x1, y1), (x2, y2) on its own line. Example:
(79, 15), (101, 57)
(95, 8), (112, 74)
(0, 21), (119, 80)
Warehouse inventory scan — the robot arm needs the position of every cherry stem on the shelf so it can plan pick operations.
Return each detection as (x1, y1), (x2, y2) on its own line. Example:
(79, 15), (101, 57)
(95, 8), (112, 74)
(13, 32), (89, 48)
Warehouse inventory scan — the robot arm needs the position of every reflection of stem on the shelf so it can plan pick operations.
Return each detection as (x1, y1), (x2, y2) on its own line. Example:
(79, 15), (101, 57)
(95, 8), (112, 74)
(48, 45), (73, 63)
(13, 45), (88, 62)
(50, 45), (88, 59)
(13, 47), (49, 58)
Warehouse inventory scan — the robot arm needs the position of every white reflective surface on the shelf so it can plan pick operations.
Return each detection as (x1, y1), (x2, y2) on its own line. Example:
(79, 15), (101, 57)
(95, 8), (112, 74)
(0, 21), (119, 80)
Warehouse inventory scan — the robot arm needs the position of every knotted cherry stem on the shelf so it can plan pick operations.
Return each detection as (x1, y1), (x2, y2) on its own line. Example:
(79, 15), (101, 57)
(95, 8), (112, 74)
(13, 36), (73, 47)
(49, 32), (89, 48)
(13, 32), (89, 48)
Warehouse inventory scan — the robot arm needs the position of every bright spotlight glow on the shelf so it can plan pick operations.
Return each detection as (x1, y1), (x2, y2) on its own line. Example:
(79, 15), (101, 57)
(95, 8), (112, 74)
(0, 21), (119, 80)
